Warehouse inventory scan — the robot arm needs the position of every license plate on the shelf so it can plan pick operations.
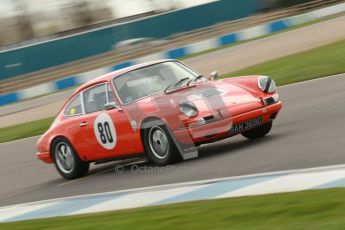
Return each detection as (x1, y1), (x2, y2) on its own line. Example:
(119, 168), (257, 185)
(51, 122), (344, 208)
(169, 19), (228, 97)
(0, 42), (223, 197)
(230, 117), (263, 134)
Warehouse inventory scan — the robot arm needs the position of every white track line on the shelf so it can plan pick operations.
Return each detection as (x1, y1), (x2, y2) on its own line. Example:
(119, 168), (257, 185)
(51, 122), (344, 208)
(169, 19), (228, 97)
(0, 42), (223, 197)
(278, 72), (345, 88)
(0, 135), (40, 146)
(216, 169), (345, 198)
(72, 185), (207, 215)
(0, 201), (59, 222)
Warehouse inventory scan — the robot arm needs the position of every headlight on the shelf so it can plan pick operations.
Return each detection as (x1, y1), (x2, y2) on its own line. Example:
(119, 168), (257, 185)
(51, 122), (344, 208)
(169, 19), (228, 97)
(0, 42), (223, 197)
(258, 76), (276, 94)
(179, 100), (198, 117)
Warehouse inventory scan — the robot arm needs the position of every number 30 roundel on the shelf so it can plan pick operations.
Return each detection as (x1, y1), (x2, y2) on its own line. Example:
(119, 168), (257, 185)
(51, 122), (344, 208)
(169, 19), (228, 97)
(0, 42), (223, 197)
(94, 113), (117, 149)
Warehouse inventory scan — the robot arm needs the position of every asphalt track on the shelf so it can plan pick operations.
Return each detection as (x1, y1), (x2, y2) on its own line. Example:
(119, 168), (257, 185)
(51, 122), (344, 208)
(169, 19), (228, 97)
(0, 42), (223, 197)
(0, 74), (345, 206)
(1, 15), (345, 127)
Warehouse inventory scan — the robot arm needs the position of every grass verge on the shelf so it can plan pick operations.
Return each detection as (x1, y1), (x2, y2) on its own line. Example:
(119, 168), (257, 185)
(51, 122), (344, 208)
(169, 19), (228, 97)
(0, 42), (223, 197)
(1, 39), (345, 143)
(0, 117), (54, 143)
(1, 188), (345, 229)
(223, 39), (345, 85)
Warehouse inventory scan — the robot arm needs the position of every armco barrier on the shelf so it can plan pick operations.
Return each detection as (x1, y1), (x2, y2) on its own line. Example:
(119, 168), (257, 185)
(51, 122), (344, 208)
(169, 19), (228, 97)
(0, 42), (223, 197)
(1, 2), (345, 107)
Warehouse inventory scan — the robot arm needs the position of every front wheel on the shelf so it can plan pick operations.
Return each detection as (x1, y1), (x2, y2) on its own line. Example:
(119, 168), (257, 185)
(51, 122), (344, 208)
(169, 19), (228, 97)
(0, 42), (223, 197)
(52, 138), (89, 180)
(143, 125), (179, 166)
(241, 121), (272, 140)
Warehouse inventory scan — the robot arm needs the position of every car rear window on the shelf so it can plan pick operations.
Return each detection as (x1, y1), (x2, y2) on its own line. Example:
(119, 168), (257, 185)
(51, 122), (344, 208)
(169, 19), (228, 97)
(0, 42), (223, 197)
(64, 94), (82, 116)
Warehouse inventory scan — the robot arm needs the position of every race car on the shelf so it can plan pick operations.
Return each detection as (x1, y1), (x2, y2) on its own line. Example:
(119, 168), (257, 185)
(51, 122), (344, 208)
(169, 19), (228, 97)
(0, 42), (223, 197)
(36, 60), (282, 179)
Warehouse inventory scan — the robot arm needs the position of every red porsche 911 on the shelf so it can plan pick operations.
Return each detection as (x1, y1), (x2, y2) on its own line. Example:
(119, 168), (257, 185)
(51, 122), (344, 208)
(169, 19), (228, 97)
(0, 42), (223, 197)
(36, 60), (282, 179)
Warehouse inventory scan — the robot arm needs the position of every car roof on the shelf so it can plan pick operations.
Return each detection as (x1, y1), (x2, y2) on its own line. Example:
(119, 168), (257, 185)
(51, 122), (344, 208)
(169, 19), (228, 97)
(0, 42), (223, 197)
(72, 59), (174, 96)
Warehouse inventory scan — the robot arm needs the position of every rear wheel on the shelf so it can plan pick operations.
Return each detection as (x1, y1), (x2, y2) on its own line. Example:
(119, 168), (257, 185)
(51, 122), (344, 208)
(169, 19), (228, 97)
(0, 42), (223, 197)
(143, 125), (179, 165)
(241, 121), (272, 140)
(52, 138), (89, 180)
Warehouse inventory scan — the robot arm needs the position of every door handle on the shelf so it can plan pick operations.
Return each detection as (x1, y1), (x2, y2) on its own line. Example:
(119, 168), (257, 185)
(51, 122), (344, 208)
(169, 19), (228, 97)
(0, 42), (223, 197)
(79, 122), (89, 127)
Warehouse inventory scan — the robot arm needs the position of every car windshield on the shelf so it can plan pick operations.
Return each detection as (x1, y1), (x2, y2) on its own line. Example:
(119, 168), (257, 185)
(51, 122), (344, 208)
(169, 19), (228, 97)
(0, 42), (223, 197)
(113, 61), (199, 104)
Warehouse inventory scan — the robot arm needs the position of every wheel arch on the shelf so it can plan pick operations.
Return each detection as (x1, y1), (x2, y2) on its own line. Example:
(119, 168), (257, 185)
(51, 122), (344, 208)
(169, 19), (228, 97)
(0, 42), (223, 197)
(140, 116), (166, 129)
(139, 116), (166, 140)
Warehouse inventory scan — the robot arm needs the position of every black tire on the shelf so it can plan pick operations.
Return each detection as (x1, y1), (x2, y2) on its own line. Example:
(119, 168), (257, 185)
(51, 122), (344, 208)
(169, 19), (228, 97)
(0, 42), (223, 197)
(52, 138), (89, 180)
(143, 125), (179, 166)
(241, 121), (273, 140)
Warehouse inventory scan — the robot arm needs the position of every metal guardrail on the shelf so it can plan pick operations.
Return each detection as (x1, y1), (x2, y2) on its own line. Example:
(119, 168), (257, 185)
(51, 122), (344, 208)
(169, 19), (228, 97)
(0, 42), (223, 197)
(1, 0), (344, 94)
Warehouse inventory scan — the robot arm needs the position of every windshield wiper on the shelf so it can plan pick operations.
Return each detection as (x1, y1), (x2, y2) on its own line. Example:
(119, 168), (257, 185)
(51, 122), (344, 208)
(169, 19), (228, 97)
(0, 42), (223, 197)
(164, 77), (190, 93)
(187, 75), (203, 86)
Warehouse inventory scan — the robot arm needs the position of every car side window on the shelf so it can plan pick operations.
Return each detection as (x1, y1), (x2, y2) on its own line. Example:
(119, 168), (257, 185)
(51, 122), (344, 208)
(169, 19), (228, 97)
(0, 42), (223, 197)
(64, 94), (82, 116)
(83, 84), (108, 114)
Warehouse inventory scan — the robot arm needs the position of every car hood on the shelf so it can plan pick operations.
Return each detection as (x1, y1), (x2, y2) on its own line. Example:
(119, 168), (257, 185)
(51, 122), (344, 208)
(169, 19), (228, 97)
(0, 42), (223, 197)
(163, 81), (263, 117)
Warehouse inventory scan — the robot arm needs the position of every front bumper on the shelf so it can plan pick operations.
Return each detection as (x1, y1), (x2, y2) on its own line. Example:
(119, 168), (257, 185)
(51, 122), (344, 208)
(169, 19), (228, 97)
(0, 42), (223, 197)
(174, 101), (282, 144)
(36, 151), (53, 163)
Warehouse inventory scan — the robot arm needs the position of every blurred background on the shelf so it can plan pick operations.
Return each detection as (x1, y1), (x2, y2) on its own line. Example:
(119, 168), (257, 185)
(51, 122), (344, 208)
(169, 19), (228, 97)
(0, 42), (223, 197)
(0, 0), (344, 99)
(0, 0), (215, 47)
(0, 0), (318, 47)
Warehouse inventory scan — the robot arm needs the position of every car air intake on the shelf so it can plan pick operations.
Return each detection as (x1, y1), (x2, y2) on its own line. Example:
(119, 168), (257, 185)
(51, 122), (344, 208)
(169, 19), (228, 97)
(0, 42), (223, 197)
(265, 97), (276, 106)
(203, 115), (216, 123)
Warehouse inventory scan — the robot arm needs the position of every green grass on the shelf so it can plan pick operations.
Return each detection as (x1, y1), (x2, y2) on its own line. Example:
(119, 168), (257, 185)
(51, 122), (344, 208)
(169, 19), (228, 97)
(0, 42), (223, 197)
(224, 39), (345, 85)
(1, 188), (345, 229)
(0, 117), (54, 143)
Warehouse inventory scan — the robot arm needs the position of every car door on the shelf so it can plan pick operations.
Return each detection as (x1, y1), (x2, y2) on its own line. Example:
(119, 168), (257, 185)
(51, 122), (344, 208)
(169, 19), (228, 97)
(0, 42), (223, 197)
(77, 83), (137, 161)
(62, 93), (93, 156)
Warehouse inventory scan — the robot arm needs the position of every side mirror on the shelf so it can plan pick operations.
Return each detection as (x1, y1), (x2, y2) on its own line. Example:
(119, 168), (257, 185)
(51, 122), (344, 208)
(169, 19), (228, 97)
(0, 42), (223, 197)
(104, 102), (122, 111)
(210, 71), (218, 80)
